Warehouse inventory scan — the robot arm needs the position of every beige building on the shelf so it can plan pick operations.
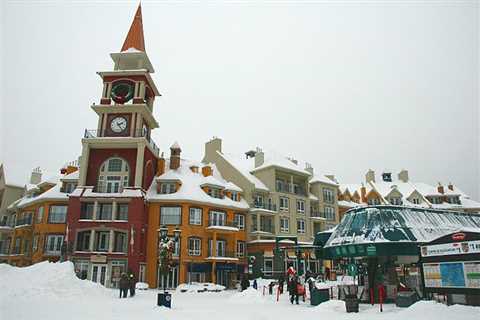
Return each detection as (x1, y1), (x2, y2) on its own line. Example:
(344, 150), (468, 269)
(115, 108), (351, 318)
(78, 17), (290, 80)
(202, 138), (338, 277)
(0, 164), (28, 259)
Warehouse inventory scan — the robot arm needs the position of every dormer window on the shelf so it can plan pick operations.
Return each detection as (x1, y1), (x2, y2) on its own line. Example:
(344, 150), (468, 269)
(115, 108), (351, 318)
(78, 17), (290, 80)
(208, 188), (222, 199)
(63, 182), (77, 194)
(160, 182), (176, 194)
(389, 197), (402, 205)
(447, 196), (461, 204)
(411, 198), (420, 205)
(230, 191), (239, 201)
(98, 157), (129, 193)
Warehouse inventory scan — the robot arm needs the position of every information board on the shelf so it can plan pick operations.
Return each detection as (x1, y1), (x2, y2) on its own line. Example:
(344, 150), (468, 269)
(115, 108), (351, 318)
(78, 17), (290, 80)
(424, 261), (480, 289)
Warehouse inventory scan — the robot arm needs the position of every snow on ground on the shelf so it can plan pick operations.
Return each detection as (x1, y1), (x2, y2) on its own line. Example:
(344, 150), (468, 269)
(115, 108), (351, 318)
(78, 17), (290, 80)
(1, 262), (479, 320)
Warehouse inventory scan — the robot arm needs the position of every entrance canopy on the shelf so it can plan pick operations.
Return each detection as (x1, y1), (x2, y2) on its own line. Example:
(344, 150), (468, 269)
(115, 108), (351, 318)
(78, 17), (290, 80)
(323, 206), (480, 258)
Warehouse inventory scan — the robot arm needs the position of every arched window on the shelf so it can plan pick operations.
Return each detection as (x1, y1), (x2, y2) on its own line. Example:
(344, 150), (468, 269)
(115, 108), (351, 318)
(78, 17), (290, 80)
(98, 157), (130, 193)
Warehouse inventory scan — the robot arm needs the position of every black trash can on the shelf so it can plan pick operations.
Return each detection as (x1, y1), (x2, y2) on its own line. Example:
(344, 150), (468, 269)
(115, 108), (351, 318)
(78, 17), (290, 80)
(157, 292), (172, 308)
(345, 295), (359, 313)
(396, 291), (418, 308)
(310, 288), (330, 306)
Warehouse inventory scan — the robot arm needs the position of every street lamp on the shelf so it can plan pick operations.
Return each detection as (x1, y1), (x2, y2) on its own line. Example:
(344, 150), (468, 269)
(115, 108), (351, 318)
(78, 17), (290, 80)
(159, 225), (168, 239)
(158, 226), (181, 293)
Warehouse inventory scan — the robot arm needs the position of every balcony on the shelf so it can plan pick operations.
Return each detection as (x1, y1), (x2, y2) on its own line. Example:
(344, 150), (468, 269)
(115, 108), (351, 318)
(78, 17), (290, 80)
(251, 224), (275, 234)
(206, 220), (239, 232)
(0, 241), (10, 256)
(206, 251), (239, 261)
(276, 183), (307, 197)
(15, 216), (33, 228)
(84, 129), (160, 156)
(251, 201), (277, 212)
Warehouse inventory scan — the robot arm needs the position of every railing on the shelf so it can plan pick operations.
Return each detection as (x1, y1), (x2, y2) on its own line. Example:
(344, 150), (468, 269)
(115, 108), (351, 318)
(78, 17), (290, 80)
(252, 201), (277, 211)
(275, 183), (307, 196)
(15, 216), (33, 227)
(207, 220), (239, 228)
(207, 250), (238, 258)
(84, 129), (160, 156)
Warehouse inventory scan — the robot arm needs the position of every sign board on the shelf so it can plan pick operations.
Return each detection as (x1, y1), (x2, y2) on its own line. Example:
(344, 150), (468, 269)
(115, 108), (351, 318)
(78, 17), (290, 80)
(90, 254), (107, 263)
(423, 261), (480, 289)
(421, 240), (480, 257)
(366, 245), (377, 256)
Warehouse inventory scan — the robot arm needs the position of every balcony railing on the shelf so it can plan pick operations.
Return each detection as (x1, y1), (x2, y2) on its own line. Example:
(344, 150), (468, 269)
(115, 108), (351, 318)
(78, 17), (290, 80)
(251, 224), (275, 233)
(207, 220), (239, 228)
(207, 250), (238, 258)
(15, 216), (33, 227)
(252, 201), (277, 211)
(84, 129), (160, 156)
(275, 183), (307, 196)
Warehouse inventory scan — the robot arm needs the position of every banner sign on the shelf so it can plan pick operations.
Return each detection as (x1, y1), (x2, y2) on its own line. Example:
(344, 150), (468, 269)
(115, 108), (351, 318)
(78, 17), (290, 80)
(421, 240), (480, 257)
(423, 261), (480, 289)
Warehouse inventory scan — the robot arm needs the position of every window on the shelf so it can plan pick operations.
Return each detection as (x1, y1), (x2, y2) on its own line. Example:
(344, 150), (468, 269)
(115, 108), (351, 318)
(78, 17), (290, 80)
(324, 206), (335, 221)
(368, 198), (381, 205)
(209, 211), (225, 226)
(63, 182), (77, 194)
(23, 239), (30, 256)
(75, 261), (89, 280)
(280, 197), (289, 210)
(412, 198), (420, 205)
(276, 180), (284, 192)
(254, 195), (264, 206)
(48, 205), (67, 223)
(160, 183), (176, 194)
(234, 214), (245, 230)
(264, 258), (273, 276)
(208, 239), (226, 257)
(160, 207), (181, 225)
(230, 191), (239, 201)
(208, 188), (222, 199)
(98, 203), (113, 220)
(297, 219), (305, 233)
(188, 237), (201, 256)
(36, 206), (44, 224)
(94, 231), (110, 252)
(76, 231), (91, 251)
(80, 203), (94, 220)
(32, 235), (39, 252)
(189, 208), (202, 225)
(389, 198), (402, 205)
(251, 214), (258, 232)
(13, 238), (21, 254)
(173, 239), (180, 257)
(323, 188), (335, 203)
(98, 157), (129, 193)
(116, 204), (129, 221)
(113, 232), (127, 253)
(296, 200), (305, 213)
(237, 241), (245, 257)
(280, 217), (289, 233)
(45, 235), (64, 255)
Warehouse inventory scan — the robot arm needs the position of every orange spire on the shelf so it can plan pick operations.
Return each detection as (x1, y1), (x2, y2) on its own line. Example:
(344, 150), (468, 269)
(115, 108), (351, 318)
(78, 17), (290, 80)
(121, 4), (146, 52)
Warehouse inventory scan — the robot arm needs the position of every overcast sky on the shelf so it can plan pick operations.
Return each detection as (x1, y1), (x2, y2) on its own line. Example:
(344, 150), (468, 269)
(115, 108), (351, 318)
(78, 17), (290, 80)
(1, 0), (479, 199)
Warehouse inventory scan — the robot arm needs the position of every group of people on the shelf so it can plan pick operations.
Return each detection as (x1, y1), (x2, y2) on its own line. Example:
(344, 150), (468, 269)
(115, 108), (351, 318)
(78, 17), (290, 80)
(119, 272), (136, 298)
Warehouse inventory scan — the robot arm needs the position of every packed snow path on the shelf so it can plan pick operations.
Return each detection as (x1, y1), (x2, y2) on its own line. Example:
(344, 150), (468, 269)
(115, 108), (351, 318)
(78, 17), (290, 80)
(1, 262), (479, 320)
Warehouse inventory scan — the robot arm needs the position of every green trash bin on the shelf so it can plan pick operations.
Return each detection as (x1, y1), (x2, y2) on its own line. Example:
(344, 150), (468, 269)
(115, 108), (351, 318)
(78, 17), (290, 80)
(311, 288), (330, 306)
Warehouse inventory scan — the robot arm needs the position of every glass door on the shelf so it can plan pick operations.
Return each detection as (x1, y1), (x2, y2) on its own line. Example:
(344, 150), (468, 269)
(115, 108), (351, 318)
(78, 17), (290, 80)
(91, 264), (108, 286)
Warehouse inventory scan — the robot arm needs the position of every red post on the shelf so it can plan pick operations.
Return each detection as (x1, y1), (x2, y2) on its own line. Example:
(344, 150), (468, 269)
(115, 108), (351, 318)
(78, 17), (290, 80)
(378, 285), (384, 312)
(370, 288), (374, 305)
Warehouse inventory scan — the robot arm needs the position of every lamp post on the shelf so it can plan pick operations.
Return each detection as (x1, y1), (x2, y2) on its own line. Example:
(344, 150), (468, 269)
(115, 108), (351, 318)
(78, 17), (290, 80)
(158, 225), (181, 293)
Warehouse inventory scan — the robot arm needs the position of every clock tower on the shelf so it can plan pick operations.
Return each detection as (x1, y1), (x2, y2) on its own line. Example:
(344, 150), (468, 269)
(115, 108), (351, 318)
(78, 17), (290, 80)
(78, 4), (160, 191)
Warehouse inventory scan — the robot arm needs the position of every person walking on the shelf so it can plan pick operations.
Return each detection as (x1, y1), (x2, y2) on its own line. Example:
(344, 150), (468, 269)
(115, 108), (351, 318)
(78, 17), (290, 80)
(119, 273), (129, 299)
(278, 275), (285, 294)
(128, 273), (136, 297)
(288, 275), (299, 305)
(252, 279), (258, 290)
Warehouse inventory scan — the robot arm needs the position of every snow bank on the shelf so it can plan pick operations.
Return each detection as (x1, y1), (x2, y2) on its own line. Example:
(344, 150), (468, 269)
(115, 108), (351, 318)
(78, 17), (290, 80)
(228, 287), (266, 304)
(0, 261), (109, 301)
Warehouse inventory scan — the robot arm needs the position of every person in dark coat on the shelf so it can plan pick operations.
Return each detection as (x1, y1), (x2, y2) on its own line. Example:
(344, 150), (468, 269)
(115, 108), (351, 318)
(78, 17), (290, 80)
(252, 279), (258, 290)
(119, 273), (129, 298)
(288, 275), (299, 304)
(128, 273), (136, 297)
(241, 275), (250, 291)
(278, 275), (285, 294)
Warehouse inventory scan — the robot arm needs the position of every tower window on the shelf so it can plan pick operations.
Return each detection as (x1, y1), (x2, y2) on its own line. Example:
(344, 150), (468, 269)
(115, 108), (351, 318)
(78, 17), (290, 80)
(98, 157), (130, 193)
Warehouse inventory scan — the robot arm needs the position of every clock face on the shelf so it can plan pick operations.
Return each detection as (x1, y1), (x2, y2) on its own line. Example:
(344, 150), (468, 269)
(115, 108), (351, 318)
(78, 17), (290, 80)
(110, 117), (128, 133)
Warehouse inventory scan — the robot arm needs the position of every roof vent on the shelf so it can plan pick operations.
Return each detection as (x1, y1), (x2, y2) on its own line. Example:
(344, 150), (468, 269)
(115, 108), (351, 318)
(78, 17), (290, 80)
(382, 172), (392, 182)
(245, 150), (256, 159)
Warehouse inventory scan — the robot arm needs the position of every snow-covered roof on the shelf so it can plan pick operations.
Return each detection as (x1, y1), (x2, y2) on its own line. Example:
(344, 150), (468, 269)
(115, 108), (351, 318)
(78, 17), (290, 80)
(309, 193), (319, 201)
(325, 206), (480, 247)
(224, 182), (242, 192)
(310, 174), (338, 186)
(61, 170), (79, 181)
(338, 200), (361, 208)
(216, 152), (268, 191)
(16, 183), (69, 209)
(146, 159), (249, 210)
(0, 163), (28, 188)
(72, 187), (144, 198)
(250, 151), (311, 176)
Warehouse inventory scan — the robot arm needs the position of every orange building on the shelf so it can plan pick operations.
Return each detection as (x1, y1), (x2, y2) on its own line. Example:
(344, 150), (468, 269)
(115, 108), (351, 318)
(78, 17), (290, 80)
(7, 166), (78, 266)
(145, 143), (248, 289)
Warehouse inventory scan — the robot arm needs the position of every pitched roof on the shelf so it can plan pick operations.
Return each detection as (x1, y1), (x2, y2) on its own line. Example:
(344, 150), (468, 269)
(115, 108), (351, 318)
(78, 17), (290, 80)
(121, 4), (146, 52)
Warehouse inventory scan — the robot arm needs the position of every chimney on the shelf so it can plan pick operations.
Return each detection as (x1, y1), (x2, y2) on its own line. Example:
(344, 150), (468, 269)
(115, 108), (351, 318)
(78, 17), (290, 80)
(448, 182), (454, 191)
(157, 152), (166, 176)
(305, 163), (313, 175)
(360, 183), (367, 203)
(30, 167), (42, 185)
(398, 169), (409, 183)
(170, 142), (181, 170)
(202, 165), (212, 177)
(203, 137), (222, 163)
(437, 182), (444, 194)
(365, 169), (375, 184)
(254, 148), (264, 168)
